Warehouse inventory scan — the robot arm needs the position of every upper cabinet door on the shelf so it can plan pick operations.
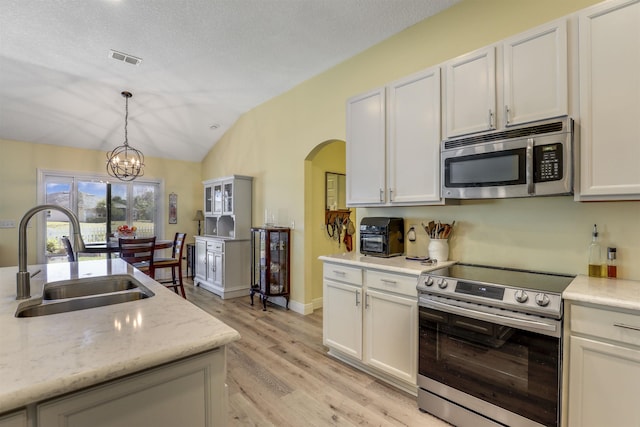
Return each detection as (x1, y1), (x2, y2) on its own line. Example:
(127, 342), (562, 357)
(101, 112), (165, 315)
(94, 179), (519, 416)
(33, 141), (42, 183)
(346, 87), (386, 206)
(578, 0), (640, 199)
(388, 67), (442, 204)
(212, 182), (223, 214)
(503, 19), (568, 127)
(445, 46), (496, 138)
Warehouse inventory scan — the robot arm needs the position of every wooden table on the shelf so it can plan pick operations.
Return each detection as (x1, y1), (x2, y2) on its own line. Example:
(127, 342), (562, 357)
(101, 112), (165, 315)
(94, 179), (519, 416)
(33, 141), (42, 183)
(81, 239), (173, 256)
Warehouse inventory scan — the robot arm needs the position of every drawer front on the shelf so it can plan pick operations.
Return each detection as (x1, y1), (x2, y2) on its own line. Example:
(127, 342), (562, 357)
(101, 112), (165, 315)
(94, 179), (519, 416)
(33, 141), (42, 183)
(571, 304), (640, 347)
(207, 241), (224, 252)
(366, 270), (418, 297)
(323, 263), (362, 286)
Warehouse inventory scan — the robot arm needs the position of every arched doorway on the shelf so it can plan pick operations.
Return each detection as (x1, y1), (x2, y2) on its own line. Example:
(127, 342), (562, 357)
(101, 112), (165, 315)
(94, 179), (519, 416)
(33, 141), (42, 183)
(303, 139), (353, 311)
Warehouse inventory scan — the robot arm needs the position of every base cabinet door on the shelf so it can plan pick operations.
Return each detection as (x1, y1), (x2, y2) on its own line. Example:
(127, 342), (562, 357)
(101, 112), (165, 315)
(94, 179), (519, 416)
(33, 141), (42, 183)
(0, 411), (27, 427)
(568, 335), (640, 427)
(323, 279), (362, 360)
(194, 239), (207, 284)
(212, 251), (223, 288)
(37, 349), (227, 427)
(364, 288), (417, 384)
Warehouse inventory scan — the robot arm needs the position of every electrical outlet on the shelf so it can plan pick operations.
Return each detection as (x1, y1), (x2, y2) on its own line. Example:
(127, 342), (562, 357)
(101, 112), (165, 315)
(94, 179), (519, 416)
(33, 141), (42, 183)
(0, 219), (16, 228)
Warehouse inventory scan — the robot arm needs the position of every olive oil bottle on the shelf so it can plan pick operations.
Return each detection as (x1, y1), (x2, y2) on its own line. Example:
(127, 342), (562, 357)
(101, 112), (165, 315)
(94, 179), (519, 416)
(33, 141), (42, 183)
(588, 224), (604, 277)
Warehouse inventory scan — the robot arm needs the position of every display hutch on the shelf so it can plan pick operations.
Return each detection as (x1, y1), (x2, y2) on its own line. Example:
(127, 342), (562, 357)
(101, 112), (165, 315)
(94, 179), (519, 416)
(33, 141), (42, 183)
(250, 227), (290, 311)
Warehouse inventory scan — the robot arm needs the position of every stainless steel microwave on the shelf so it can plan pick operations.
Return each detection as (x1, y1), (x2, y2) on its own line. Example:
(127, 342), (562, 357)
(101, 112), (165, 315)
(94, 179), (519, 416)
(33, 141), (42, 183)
(441, 117), (574, 199)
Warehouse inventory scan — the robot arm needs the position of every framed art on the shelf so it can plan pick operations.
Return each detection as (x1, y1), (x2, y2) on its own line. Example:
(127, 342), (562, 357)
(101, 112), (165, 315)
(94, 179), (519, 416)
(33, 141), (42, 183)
(169, 192), (178, 224)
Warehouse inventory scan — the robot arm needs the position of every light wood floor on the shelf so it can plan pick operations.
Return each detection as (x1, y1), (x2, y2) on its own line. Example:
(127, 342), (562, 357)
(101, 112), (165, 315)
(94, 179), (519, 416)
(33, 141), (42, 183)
(182, 279), (451, 427)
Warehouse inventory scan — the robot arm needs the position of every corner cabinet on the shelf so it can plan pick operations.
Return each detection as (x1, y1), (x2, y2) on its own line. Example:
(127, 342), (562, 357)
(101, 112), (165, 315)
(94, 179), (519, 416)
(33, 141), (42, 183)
(323, 262), (418, 394)
(346, 65), (444, 207)
(194, 236), (250, 299)
(250, 227), (290, 310)
(577, 0), (640, 200)
(566, 303), (640, 427)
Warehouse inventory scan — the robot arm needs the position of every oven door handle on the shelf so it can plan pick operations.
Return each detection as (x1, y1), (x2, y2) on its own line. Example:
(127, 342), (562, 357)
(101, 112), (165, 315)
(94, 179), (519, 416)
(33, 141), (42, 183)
(419, 298), (559, 336)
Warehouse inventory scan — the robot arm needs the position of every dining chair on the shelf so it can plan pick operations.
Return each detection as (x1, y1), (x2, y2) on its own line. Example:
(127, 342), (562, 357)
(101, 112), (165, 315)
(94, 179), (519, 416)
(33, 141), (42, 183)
(153, 233), (187, 298)
(119, 237), (156, 278)
(61, 236), (76, 262)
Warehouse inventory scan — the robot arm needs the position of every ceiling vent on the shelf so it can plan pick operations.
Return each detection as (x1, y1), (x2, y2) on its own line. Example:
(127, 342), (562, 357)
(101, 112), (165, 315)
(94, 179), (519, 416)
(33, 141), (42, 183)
(109, 49), (142, 66)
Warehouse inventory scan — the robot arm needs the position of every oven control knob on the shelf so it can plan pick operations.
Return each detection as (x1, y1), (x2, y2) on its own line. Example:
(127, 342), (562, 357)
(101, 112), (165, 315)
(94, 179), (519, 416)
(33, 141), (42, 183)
(437, 279), (448, 289)
(424, 277), (434, 287)
(514, 290), (529, 303)
(535, 293), (551, 307)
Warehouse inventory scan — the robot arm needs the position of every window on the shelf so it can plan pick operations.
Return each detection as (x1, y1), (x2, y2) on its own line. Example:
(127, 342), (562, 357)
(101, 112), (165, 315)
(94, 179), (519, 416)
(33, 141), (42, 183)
(38, 170), (164, 263)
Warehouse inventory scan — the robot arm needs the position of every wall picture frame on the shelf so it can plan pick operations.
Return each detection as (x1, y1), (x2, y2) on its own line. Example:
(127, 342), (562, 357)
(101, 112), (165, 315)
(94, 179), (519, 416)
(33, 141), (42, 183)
(169, 192), (178, 224)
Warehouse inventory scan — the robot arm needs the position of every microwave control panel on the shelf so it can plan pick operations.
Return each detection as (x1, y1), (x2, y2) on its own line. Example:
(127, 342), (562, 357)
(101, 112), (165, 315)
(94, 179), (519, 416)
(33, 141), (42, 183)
(534, 143), (563, 182)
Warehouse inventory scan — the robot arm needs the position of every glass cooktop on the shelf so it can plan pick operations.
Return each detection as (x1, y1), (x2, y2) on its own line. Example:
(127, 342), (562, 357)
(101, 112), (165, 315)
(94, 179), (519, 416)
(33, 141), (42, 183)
(427, 263), (575, 295)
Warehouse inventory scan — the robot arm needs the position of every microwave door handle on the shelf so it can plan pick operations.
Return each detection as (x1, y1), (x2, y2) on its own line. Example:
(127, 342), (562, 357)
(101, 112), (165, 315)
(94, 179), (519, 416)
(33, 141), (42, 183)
(526, 138), (534, 195)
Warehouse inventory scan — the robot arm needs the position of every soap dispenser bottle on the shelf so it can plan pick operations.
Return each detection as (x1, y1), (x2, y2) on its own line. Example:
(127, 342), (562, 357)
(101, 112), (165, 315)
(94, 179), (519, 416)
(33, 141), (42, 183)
(588, 224), (604, 277)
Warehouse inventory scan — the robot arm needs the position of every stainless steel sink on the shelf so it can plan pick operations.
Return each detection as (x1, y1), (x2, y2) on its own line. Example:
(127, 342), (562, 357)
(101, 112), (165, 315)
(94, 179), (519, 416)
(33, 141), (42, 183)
(42, 274), (147, 300)
(16, 291), (152, 318)
(15, 274), (155, 318)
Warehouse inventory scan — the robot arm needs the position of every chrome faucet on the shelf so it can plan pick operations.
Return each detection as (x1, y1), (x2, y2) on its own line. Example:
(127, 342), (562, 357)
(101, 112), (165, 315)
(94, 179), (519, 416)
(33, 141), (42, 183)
(17, 204), (86, 300)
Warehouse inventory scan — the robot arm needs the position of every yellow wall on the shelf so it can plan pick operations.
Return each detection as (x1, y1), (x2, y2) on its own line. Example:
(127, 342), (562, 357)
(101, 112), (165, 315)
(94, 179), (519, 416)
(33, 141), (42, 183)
(306, 140), (354, 308)
(201, 0), (639, 311)
(0, 139), (202, 267)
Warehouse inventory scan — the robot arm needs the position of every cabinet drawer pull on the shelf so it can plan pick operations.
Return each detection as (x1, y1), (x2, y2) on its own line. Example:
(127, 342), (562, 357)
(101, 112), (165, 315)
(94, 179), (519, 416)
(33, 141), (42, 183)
(333, 270), (346, 276)
(381, 279), (397, 286)
(365, 293), (370, 309)
(355, 290), (360, 306)
(614, 323), (640, 332)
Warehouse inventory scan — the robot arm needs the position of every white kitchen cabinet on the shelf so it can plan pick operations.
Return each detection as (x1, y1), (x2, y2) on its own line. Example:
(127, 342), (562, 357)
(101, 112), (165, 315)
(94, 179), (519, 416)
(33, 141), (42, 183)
(202, 175), (252, 239)
(346, 87), (386, 205)
(346, 66), (444, 207)
(0, 411), (27, 427)
(323, 262), (418, 393)
(195, 236), (250, 299)
(567, 303), (640, 427)
(445, 46), (497, 137)
(578, 0), (640, 200)
(445, 19), (568, 137)
(364, 285), (417, 385)
(502, 19), (568, 127)
(387, 67), (442, 205)
(37, 348), (227, 427)
(323, 278), (363, 359)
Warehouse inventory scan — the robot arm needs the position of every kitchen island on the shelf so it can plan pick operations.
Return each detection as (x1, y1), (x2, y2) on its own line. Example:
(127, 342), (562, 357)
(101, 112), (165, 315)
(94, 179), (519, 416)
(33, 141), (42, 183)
(0, 259), (240, 426)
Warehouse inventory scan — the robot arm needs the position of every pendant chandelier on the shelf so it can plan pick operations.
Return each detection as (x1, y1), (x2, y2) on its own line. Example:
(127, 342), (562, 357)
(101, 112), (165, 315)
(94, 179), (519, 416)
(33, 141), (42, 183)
(106, 91), (145, 181)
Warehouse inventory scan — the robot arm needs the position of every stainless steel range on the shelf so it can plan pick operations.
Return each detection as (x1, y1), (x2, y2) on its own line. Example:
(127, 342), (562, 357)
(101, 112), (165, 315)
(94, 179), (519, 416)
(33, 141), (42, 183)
(416, 264), (575, 427)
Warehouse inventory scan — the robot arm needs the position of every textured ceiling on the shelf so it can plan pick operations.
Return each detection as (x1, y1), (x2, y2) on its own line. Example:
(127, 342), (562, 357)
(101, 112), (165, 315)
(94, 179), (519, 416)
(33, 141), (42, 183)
(0, 0), (459, 162)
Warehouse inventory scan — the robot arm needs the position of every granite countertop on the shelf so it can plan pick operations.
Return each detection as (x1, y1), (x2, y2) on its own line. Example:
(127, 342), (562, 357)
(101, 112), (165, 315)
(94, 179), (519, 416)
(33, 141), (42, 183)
(564, 275), (640, 312)
(0, 259), (240, 413)
(319, 253), (456, 275)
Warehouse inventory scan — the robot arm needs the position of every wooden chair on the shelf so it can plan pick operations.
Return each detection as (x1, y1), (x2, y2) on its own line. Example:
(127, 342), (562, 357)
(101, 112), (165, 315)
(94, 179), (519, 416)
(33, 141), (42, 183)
(119, 237), (156, 278)
(61, 236), (75, 262)
(153, 233), (187, 298)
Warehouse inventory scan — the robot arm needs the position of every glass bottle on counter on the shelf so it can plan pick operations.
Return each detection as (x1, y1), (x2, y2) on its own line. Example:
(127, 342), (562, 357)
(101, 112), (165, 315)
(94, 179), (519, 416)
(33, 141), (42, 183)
(607, 247), (617, 278)
(588, 224), (604, 277)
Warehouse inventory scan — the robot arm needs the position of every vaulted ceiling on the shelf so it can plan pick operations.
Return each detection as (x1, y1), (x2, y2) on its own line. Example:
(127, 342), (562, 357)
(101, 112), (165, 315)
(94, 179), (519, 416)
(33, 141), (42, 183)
(0, 0), (459, 162)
